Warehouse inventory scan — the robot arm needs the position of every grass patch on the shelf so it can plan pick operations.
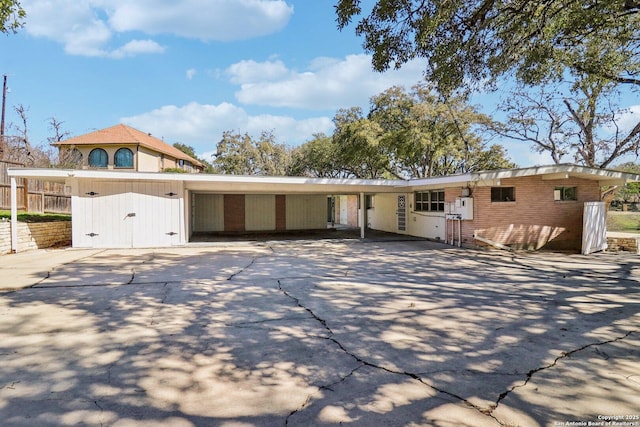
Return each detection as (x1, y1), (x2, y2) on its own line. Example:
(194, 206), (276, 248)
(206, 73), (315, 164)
(0, 210), (71, 223)
(607, 211), (640, 233)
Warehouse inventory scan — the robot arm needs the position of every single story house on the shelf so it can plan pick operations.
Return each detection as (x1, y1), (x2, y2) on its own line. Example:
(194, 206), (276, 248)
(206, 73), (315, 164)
(54, 124), (204, 173)
(7, 164), (640, 254)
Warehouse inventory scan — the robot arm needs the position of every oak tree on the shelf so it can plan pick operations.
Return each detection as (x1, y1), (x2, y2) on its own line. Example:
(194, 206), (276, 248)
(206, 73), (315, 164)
(336, 0), (640, 92)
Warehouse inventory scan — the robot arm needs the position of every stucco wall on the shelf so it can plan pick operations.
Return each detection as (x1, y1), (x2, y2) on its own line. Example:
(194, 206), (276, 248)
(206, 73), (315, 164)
(137, 147), (161, 172)
(0, 221), (72, 254)
(367, 193), (405, 234)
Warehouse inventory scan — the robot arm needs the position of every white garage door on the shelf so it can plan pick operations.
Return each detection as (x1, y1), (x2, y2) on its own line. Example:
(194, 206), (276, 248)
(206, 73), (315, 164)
(74, 180), (183, 248)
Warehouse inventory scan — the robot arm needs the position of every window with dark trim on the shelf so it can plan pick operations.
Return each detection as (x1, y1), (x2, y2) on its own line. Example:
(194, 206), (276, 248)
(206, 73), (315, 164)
(114, 148), (134, 168)
(415, 190), (445, 212)
(88, 148), (108, 168)
(491, 187), (515, 202)
(554, 187), (577, 201)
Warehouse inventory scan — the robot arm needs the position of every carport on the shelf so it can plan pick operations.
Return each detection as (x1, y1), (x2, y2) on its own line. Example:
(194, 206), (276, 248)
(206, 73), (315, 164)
(182, 174), (405, 242)
(5, 168), (406, 251)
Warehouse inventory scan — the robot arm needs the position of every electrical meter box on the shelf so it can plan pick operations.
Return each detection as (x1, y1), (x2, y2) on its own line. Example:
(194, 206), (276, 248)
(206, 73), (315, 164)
(454, 197), (473, 220)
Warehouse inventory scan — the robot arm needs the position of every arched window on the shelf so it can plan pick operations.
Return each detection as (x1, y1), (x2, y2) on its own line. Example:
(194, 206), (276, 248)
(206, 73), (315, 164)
(88, 148), (108, 168)
(114, 148), (134, 168)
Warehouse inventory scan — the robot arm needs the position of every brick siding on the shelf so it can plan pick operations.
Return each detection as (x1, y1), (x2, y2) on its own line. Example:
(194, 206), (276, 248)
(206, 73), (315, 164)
(451, 176), (601, 251)
(224, 194), (245, 232)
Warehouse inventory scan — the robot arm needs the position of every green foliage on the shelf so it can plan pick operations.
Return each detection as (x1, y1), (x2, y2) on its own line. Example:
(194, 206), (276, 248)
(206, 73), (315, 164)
(212, 130), (291, 176)
(332, 107), (392, 179)
(173, 142), (214, 173)
(0, 210), (71, 223)
(0, 0), (25, 33)
(614, 162), (640, 202)
(290, 84), (514, 179)
(368, 84), (514, 177)
(172, 143), (198, 159)
(607, 211), (640, 232)
(335, 0), (640, 93)
(289, 134), (348, 178)
(162, 167), (188, 173)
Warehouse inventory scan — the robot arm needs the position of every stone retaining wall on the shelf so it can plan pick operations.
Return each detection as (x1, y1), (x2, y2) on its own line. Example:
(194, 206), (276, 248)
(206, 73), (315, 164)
(606, 236), (640, 254)
(0, 221), (72, 254)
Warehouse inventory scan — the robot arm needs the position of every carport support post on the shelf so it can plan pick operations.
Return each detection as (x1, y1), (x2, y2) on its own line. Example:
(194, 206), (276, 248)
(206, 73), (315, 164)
(360, 192), (365, 239)
(10, 176), (18, 253)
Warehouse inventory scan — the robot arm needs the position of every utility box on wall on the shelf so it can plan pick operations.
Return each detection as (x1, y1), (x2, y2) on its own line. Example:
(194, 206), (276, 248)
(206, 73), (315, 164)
(454, 197), (473, 220)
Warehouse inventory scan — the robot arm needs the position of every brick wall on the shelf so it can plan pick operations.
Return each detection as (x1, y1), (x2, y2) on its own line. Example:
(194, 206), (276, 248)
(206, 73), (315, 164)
(607, 236), (639, 253)
(0, 221), (72, 254)
(346, 195), (359, 227)
(455, 176), (601, 251)
(275, 195), (286, 231)
(224, 194), (246, 232)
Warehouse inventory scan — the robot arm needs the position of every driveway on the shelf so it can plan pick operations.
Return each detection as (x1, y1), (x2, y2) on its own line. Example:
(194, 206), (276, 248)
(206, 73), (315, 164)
(0, 239), (638, 426)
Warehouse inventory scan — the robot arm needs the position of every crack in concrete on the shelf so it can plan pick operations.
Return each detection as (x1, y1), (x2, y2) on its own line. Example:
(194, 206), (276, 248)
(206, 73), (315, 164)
(285, 363), (366, 426)
(149, 283), (170, 326)
(227, 258), (256, 280)
(94, 400), (105, 427)
(492, 330), (637, 413)
(0, 380), (20, 390)
(276, 280), (506, 426)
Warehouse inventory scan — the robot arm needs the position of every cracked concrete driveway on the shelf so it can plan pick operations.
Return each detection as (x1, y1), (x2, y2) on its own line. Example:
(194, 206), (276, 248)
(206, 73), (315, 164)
(0, 239), (638, 426)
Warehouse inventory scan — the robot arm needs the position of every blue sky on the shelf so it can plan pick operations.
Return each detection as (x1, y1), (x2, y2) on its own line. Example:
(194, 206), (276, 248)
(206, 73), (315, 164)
(0, 0), (638, 167)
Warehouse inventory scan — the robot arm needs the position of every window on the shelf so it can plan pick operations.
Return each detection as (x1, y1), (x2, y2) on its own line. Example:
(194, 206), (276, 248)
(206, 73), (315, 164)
(88, 148), (108, 168)
(415, 190), (445, 212)
(491, 187), (515, 202)
(554, 187), (577, 201)
(114, 148), (134, 168)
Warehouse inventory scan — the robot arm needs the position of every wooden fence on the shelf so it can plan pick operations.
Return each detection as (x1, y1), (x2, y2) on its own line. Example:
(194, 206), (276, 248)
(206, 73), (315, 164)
(0, 160), (71, 214)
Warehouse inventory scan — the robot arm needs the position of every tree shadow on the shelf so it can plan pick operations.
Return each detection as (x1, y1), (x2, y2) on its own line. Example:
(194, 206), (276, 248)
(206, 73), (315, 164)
(0, 241), (637, 426)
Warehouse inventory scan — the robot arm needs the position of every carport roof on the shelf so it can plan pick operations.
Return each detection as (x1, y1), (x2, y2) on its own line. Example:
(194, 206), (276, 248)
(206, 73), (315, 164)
(7, 164), (640, 194)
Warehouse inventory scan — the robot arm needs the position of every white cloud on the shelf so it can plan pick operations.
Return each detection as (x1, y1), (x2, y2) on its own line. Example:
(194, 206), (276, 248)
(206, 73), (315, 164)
(108, 0), (293, 41)
(21, 0), (293, 57)
(226, 59), (291, 84)
(109, 39), (166, 58)
(617, 104), (640, 133)
(227, 54), (428, 110)
(186, 69), (198, 80)
(120, 102), (333, 157)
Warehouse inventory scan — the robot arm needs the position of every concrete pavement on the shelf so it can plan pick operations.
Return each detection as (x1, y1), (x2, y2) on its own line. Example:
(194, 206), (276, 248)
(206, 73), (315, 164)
(0, 240), (638, 426)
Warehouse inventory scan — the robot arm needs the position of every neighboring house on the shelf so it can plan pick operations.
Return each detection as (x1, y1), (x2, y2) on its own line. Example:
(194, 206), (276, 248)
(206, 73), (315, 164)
(54, 124), (204, 173)
(7, 164), (640, 253)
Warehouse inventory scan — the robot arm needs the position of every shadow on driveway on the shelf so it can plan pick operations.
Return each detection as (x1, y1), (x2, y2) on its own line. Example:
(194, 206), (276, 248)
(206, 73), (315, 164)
(0, 240), (638, 426)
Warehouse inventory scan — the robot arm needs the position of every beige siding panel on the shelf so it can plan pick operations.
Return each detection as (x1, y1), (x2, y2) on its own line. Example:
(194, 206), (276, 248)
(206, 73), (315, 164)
(286, 195), (327, 230)
(245, 194), (276, 231)
(193, 194), (224, 232)
(137, 147), (160, 172)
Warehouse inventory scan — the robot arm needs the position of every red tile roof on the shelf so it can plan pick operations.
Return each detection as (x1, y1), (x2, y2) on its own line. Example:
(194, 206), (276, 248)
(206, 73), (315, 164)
(54, 124), (203, 167)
